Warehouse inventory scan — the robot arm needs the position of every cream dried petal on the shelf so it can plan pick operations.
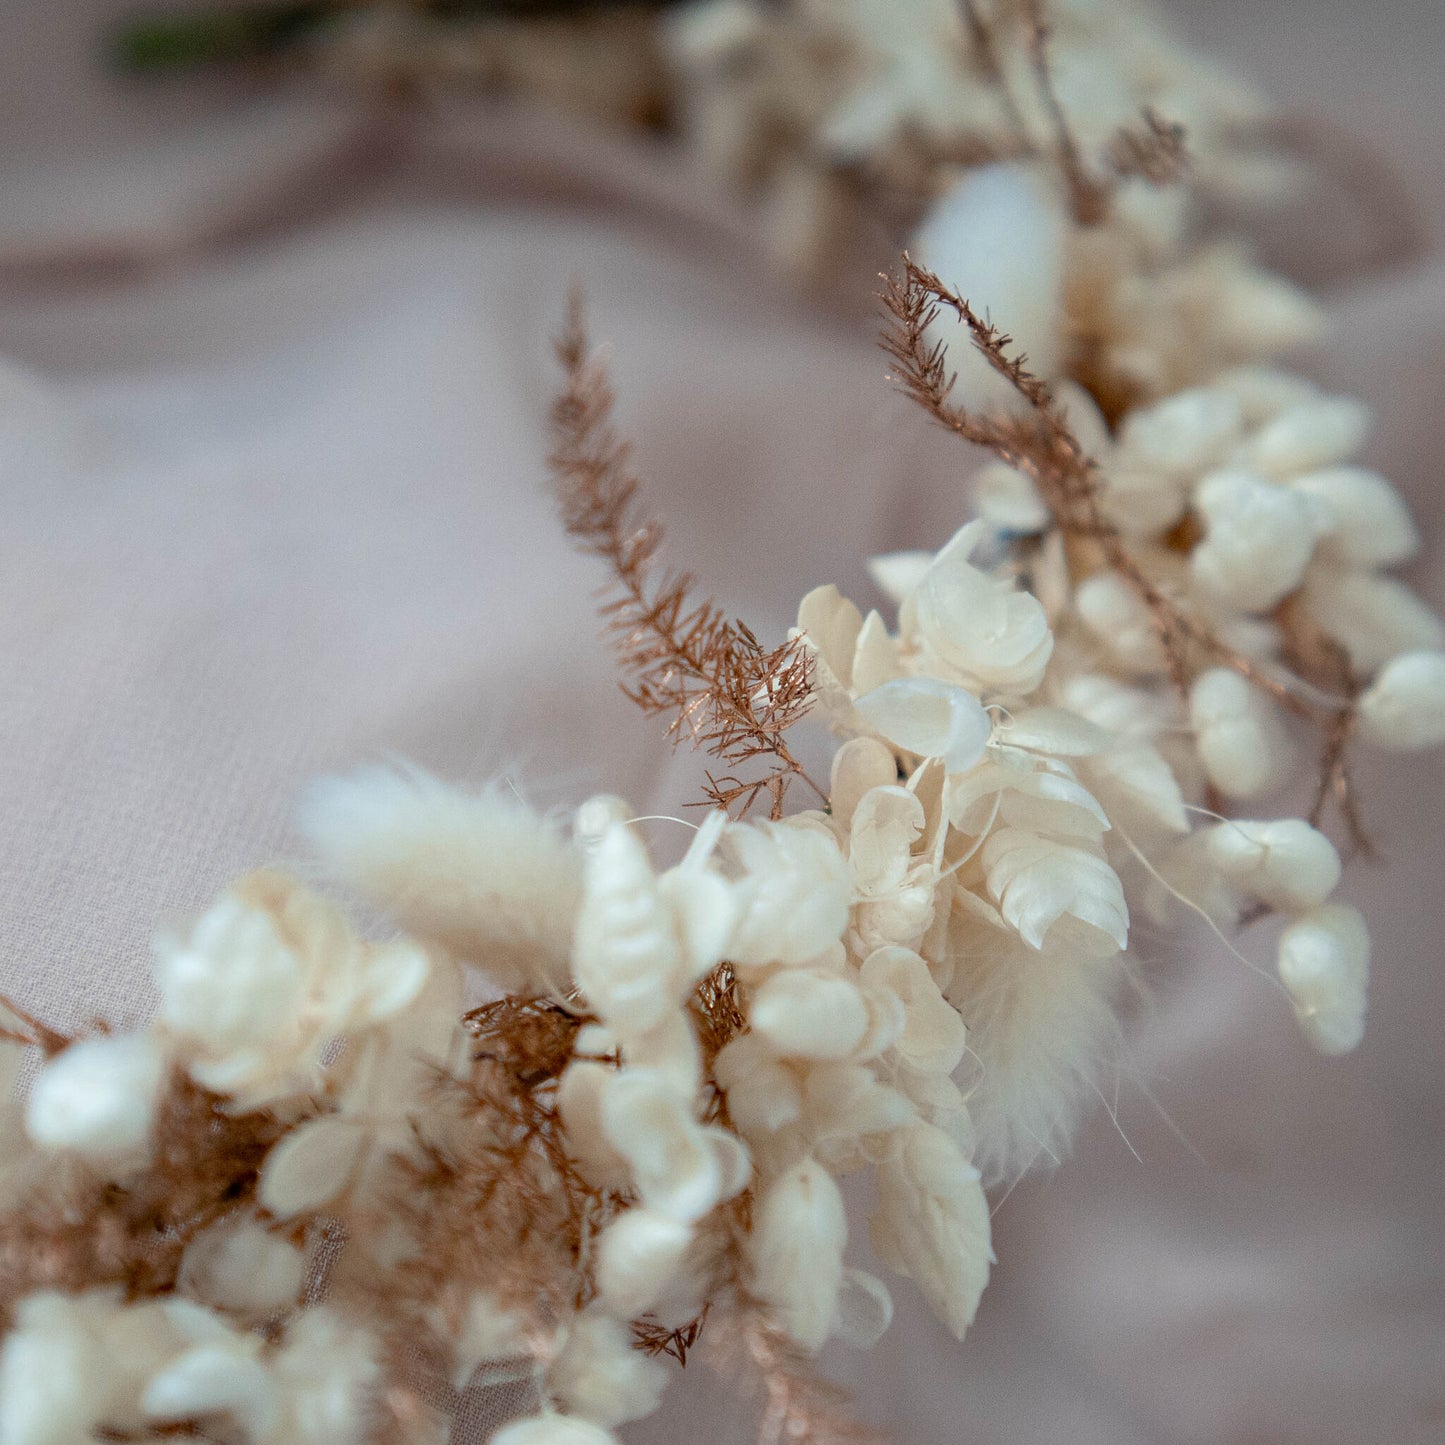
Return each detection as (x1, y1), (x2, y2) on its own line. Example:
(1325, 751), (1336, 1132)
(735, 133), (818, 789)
(748, 971), (871, 1061)
(994, 707), (1108, 757)
(259, 1117), (368, 1218)
(848, 786), (926, 898)
(594, 1209), (695, 1321)
(983, 829), (1128, 955)
(749, 1158), (847, 1352)
(1276, 905), (1370, 1055)
(1206, 819), (1341, 912)
(830, 737), (900, 831)
(1357, 651), (1445, 751)
(1189, 667), (1294, 799)
(854, 678), (992, 773)
(870, 1122), (992, 1340)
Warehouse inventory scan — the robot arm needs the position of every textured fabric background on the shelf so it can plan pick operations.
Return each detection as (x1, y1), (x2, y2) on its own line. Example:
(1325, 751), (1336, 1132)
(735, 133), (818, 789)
(0, 3), (1442, 1442)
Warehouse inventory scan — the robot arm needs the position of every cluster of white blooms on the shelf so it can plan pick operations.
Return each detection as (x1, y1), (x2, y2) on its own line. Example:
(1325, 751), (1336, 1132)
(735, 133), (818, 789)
(2, 3), (1442, 1440)
(664, 0), (1294, 273)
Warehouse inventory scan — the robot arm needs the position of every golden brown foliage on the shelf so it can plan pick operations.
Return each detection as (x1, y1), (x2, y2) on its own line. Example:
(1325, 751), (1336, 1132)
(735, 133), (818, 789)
(0, 1070), (289, 1324)
(549, 296), (820, 818)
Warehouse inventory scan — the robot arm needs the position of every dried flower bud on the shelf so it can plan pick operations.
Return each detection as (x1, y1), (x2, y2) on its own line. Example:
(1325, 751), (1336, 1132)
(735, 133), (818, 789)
(748, 1157), (847, 1351)
(1356, 651), (1445, 752)
(599, 1070), (748, 1222)
(726, 822), (851, 969)
(1189, 667), (1293, 799)
(25, 1034), (164, 1163)
(178, 1219), (305, 1319)
(748, 970), (871, 1060)
(913, 523), (1054, 693)
(714, 1035), (804, 1135)
(1191, 469), (1319, 612)
(1276, 904), (1370, 1055)
(1074, 571), (1165, 672)
(870, 1123), (993, 1340)
(1236, 395), (1370, 478)
(548, 1308), (668, 1428)
(1206, 819), (1341, 912)
(594, 1208), (696, 1322)
(1118, 387), (1242, 475)
(1291, 466), (1418, 568)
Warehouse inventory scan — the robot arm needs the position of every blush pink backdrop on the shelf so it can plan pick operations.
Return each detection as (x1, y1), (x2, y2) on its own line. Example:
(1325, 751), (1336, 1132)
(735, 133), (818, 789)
(0, 3), (1441, 1441)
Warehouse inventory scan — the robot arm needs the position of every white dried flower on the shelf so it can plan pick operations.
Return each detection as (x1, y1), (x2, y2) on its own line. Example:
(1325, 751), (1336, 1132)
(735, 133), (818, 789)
(912, 164), (1066, 412)
(298, 766), (582, 994)
(155, 870), (431, 1108)
(1235, 395), (1370, 478)
(599, 1069), (749, 1223)
(1074, 570), (1165, 672)
(178, 1219), (306, 1319)
(748, 969), (872, 1061)
(853, 677), (992, 773)
(0, 1291), (112, 1444)
(1117, 386), (1243, 475)
(871, 1122), (992, 1339)
(982, 828), (1128, 956)
(725, 821), (851, 970)
(911, 523), (1054, 694)
(1301, 563), (1445, 674)
(858, 946), (966, 1077)
(573, 823), (708, 1034)
(1276, 904), (1370, 1055)
(1189, 667), (1294, 799)
(748, 1157), (847, 1351)
(1205, 819), (1341, 913)
(1190, 469), (1320, 612)
(548, 1308), (668, 1428)
(1291, 466), (1418, 567)
(714, 1033), (804, 1136)
(593, 1208), (697, 1323)
(25, 1033), (164, 1164)
(1356, 651), (1445, 751)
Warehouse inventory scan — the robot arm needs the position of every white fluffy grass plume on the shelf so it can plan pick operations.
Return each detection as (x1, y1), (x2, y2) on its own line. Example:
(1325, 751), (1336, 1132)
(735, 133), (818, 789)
(297, 766), (582, 995)
(948, 932), (1125, 1184)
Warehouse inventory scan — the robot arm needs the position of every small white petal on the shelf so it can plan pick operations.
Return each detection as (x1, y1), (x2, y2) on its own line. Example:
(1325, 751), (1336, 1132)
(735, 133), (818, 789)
(1206, 819), (1341, 912)
(749, 1158), (847, 1351)
(1276, 905), (1370, 1055)
(854, 677), (992, 773)
(259, 1117), (367, 1217)
(26, 1034), (164, 1162)
(749, 971), (871, 1060)
(1357, 651), (1445, 751)
(1189, 667), (1294, 799)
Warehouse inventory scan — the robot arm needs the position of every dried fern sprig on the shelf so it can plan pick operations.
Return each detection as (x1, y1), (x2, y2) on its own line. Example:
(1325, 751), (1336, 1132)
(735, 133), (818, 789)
(549, 294), (821, 818)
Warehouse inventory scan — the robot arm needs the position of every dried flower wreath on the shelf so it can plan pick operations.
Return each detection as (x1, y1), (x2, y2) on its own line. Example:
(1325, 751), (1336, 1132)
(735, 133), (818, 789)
(3, 3), (1444, 1443)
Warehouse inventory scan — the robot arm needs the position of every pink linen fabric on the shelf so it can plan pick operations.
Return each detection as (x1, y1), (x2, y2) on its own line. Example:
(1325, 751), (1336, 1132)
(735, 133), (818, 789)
(0, 2), (1442, 1442)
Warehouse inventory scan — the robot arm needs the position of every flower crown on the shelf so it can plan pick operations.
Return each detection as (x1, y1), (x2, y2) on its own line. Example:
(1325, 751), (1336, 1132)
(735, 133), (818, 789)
(2, 3), (1441, 1443)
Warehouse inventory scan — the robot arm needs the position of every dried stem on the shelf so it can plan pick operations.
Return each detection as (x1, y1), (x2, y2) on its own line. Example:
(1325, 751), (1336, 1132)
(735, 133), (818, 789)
(549, 293), (822, 818)
(1108, 107), (1190, 186)
(881, 255), (1369, 850)
(1020, 0), (1110, 224)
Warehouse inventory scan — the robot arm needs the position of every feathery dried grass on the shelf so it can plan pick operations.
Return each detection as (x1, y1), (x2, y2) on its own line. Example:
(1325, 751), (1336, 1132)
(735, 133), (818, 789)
(549, 295), (820, 818)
